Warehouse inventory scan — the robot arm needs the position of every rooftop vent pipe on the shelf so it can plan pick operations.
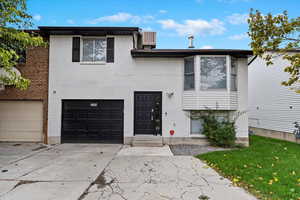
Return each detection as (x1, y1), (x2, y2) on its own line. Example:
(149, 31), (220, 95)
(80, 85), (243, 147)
(188, 35), (195, 48)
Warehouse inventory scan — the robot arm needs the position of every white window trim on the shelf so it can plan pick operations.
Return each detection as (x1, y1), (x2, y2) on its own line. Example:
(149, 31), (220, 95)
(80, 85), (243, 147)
(80, 36), (107, 65)
(190, 122), (206, 138)
(198, 55), (230, 92)
(230, 56), (238, 91)
(183, 56), (196, 91)
(189, 111), (205, 137)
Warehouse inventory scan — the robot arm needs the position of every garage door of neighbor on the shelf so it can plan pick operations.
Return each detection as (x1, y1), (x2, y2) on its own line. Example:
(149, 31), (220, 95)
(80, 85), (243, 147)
(61, 100), (124, 143)
(0, 101), (43, 142)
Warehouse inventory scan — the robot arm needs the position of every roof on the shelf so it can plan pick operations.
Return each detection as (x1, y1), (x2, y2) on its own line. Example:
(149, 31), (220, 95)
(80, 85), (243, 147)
(131, 49), (253, 58)
(38, 26), (140, 36)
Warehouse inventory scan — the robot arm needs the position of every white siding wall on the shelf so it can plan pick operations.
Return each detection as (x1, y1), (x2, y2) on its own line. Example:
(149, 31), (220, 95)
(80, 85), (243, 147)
(235, 58), (248, 138)
(183, 91), (237, 110)
(249, 54), (300, 133)
(48, 35), (190, 142)
(48, 34), (249, 143)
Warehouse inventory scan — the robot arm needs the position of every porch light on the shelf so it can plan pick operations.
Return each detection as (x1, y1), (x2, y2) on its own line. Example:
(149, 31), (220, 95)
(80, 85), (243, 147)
(166, 92), (174, 98)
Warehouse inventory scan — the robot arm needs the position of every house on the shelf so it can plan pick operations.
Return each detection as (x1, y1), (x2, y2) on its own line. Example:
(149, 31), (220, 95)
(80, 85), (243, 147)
(0, 45), (49, 143)
(248, 51), (300, 142)
(0, 26), (252, 146)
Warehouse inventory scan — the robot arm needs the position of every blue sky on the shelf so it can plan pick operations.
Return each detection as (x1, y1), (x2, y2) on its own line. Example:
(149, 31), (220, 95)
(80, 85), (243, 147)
(27, 0), (299, 49)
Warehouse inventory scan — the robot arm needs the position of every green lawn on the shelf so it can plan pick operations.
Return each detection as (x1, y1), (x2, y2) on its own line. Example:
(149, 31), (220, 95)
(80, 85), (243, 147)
(197, 135), (300, 200)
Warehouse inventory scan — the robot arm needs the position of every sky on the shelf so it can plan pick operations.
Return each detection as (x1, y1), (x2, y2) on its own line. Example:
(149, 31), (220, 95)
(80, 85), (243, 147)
(27, 0), (299, 49)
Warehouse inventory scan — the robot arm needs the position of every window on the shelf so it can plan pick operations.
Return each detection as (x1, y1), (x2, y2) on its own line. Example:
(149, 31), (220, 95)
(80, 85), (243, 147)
(17, 49), (26, 64)
(184, 57), (195, 90)
(190, 111), (229, 135)
(200, 57), (227, 90)
(82, 38), (106, 62)
(231, 57), (237, 91)
(191, 118), (204, 135)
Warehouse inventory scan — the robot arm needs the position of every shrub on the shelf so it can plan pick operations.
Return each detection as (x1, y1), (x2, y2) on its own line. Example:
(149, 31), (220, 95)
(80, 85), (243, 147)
(191, 110), (245, 148)
(202, 114), (236, 147)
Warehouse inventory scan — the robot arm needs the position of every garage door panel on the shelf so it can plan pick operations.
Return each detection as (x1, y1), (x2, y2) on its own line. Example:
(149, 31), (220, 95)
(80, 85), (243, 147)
(111, 111), (123, 119)
(0, 109), (42, 120)
(62, 120), (86, 131)
(0, 130), (42, 142)
(0, 101), (43, 142)
(0, 119), (43, 130)
(62, 100), (124, 143)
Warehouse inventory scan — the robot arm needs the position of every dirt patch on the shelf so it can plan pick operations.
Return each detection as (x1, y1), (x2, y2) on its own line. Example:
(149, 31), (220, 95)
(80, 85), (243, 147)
(78, 171), (115, 200)
(199, 194), (210, 200)
(92, 171), (114, 189)
(169, 144), (228, 156)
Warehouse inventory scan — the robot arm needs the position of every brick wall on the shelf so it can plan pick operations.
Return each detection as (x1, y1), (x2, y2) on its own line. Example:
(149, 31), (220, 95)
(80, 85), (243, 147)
(0, 46), (49, 143)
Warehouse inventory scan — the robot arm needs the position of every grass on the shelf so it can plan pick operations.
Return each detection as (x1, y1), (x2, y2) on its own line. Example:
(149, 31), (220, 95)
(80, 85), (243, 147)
(197, 135), (300, 200)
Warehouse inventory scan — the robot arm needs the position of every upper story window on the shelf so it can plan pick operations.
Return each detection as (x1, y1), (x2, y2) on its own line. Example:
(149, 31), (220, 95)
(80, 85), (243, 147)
(200, 56), (227, 90)
(184, 57), (195, 90)
(72, 37), (114, 63)
(231, 57), (237, 91)
(82, 38), (106, 62)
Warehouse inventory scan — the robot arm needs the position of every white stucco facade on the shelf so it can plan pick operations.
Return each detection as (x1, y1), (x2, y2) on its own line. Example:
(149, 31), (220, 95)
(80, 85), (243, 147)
(47, 34), (249, 144)
(249, 54), (300, 134)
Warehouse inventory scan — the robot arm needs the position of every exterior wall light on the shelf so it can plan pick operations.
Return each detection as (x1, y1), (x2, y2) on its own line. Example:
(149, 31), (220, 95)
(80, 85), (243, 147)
(166, 92), (174, 98)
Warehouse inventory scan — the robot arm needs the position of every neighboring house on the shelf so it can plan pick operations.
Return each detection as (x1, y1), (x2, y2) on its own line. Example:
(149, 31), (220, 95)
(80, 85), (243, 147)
(248, 51), (300, 142)
(41, 26), (252, 145)
(0, 46), (49, 143)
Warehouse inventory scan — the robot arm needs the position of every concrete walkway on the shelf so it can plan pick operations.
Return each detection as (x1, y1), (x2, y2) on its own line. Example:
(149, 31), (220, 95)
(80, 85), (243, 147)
(0, 144), (257, 200)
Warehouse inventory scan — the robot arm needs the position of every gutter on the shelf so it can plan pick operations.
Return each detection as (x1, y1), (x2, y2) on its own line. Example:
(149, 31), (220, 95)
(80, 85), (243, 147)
(248, 55), (257, 66)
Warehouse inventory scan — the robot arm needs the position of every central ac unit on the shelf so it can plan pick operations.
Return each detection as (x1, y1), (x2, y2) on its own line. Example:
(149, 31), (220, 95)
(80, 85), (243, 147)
(142, 32), (156, 48)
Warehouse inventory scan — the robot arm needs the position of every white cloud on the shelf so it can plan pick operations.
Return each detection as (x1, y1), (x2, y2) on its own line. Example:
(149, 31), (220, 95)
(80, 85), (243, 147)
(228, 33), (248, 40)
(33, 14), (42, 21)
(201, 45), (214, 49)
(159, 10), (167, 14)
(67, 19), (75, 24)
(227, 13), (248, 25)
(158, 18), (225, 36)
(88, 12), (154, 24)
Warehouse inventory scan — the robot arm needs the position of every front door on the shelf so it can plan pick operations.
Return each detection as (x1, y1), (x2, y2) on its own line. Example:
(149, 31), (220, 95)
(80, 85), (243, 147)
(134, 92), (162, 135)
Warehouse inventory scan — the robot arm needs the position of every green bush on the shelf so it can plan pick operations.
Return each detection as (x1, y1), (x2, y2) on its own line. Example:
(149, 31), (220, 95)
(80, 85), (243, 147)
(190, 110), (246, 147)
(214, 121), (236, 147)
(202, 114), (236, 147)
(190, 110), (236, 147)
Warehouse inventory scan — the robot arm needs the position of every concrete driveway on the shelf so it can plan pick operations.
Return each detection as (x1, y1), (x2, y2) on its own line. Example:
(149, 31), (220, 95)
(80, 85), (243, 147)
(0, 143), (122, 200)
(0, 143), (256, 200)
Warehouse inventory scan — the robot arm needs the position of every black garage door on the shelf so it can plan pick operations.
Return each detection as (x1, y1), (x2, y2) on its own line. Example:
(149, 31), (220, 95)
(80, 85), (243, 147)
(61, 100), (124, 143)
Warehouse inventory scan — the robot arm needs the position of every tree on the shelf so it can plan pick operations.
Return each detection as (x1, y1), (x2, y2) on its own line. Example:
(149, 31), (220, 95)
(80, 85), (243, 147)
(248, 9), (300, 93)
(0, 0), (45, 90)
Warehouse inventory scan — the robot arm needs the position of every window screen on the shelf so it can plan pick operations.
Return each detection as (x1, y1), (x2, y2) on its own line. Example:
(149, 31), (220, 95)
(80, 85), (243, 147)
(200, 57), (227, 90)
(184, 57), (195, 90)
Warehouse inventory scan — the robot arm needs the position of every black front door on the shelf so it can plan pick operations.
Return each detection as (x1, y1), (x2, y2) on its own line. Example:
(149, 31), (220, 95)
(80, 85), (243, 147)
(61, 100), (124, 143)
(134, 92), (162, 135)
